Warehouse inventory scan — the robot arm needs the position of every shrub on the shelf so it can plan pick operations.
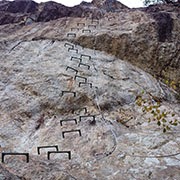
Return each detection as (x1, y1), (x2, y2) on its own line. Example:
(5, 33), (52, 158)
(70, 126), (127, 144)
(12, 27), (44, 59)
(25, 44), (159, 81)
(136, 91), (179, 132)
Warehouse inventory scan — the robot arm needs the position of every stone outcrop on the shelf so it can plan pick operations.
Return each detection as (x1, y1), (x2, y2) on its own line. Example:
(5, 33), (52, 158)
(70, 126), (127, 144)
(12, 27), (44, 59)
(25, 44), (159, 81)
(0, 39), (179, 180)
(5, 0), (38, 13)
(0, 0), (129, 25)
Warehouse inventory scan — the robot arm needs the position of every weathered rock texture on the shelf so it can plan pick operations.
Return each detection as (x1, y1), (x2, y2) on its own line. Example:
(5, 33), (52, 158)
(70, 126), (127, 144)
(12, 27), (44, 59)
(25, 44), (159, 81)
(0, 38), (179, 180)
(0, 1), (180, 179)
(0, 0), (128, 25)
(75, 4), (180, 95)
(1, 1), (178, 94)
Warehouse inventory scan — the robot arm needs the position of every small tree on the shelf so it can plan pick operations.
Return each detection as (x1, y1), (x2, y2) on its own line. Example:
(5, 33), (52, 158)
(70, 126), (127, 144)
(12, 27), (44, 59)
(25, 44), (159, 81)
(136, 91), (179, 133)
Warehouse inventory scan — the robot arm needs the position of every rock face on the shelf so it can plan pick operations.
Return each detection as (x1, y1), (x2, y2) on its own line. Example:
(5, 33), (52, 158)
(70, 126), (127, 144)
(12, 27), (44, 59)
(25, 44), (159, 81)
(1, 1), (176, 94)
(0, 0), (128, 25)
(75, 4), (180, 95)
(0, 38), (179, 180)
(0, 1), (180, 180)
(6, 0), (38, 13)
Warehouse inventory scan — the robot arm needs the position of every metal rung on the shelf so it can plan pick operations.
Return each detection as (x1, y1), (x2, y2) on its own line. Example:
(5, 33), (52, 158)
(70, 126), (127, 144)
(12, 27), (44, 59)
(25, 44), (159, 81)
(37, 145), (59, 155)
(82, 29), (91, 33)
(48, 151), (71, 160)
(80, 54), (91, 60)
(66, 66), (78, 74)
(79, 115), (95, 122)
(61, 91), (76, 97)
(68, 48), (78, 53)
(78, 62), (90, 69)
(64, 43), (74, 48)
(74, 75), (87, 83)
(79, 82), (92, 88)
(60, 119), (77, 126)
(67, 33), (76, 37)
(70, 56), (82, 62)
(62, 129), (82, 138)
(2, 153), (29, 163)
(77, 23), (85, 26)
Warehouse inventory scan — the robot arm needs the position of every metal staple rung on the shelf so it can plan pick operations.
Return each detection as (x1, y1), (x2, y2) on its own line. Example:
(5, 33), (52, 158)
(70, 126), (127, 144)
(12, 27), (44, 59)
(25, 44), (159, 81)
(79, 82), (92, 88)
(61, 91), (76, 97)
(48, 151), (71, 160)
(68, 48), (78, 53)
(37, 145), (59, 155)
(80, 54), (91, 60)
(64, 43), (74, 48)
(67, 33), (76, 37)
(78, 62), (90, 69)
(60, 119), (77, 126)
(70, 56), (82, 62)
(82, 29), (91, 33)
(66, 66), (78, 74)
(79, 115), (96, 122)
(2, 153), (29, 163)
(62, 129), (82, 138)
(77, 23), (85, 26)
(74, 75), (87, 83)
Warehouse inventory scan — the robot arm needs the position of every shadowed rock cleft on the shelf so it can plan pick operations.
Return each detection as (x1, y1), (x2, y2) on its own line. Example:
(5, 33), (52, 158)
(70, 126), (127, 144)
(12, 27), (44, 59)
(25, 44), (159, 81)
(153, 12), (173, 42)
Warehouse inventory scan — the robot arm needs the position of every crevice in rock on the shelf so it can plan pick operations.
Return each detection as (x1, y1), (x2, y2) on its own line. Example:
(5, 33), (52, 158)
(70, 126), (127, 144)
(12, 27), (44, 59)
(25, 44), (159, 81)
(102, 70), (116, 79)
(152, 12), (173, 42)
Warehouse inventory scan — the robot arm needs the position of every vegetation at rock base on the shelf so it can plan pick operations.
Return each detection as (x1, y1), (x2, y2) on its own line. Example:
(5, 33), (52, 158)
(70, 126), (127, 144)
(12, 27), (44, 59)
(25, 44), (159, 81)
(136, 91), (180, 132)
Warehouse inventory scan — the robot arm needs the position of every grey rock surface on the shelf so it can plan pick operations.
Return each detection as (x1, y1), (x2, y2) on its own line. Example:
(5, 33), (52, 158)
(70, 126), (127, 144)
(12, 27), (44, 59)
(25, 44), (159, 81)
(0, 39), (179, 179)
(0, 1), (179, 179)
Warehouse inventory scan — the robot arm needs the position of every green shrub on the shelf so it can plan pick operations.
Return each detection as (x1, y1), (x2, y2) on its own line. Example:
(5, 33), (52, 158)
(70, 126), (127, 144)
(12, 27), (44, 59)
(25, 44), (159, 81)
(136, 91), (179, 132)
